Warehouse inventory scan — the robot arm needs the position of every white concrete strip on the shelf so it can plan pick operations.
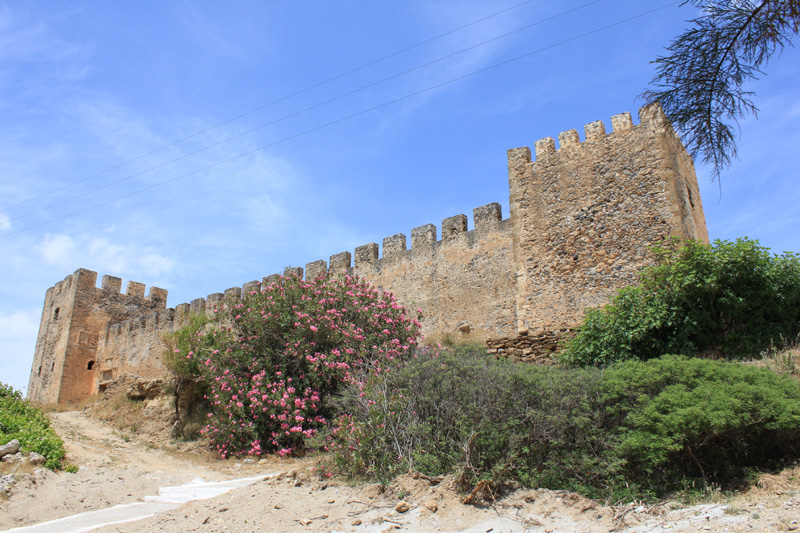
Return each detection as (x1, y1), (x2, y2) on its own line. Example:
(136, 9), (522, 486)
(143, 475), (270, 504)
(3, 475), (271, 533)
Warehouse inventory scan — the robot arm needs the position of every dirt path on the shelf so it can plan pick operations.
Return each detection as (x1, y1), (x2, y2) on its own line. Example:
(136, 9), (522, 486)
(0, 410), (274, 531)
(2, 409), (800, 532)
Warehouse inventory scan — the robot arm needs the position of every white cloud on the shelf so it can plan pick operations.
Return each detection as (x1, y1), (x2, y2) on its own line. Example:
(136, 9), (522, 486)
(37, 233), (75, 267)
(36, 233), (177, 280)
(138, 252), (177, 278)
(0, 213), (10, 231)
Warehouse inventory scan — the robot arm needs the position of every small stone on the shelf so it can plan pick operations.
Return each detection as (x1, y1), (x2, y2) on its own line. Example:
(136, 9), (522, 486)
(395, 501), (410, 513)
(28, 452), (46, 465)
(2, 453), (25, 465)
(351, 518), (362, 526)
(327, 499), (336, 504)
(0, 439), (21, 458)
(424, 501), (438, 512)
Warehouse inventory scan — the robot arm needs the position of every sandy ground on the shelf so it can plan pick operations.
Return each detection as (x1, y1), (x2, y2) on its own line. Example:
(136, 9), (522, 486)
(2, 407), (800, 532)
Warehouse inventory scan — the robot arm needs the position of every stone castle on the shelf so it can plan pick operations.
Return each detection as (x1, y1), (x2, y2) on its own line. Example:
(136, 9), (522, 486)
(27, 103), (709, 405)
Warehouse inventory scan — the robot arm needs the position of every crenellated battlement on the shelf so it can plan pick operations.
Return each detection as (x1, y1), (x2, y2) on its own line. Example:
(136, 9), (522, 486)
(104, 308), (176, 342)
(29, 104), (711, 404)
(43, 269), (168, 309)
(529, 105), (670, 162)
(169, 202), (509, 315)
(239, 202), (508, 282)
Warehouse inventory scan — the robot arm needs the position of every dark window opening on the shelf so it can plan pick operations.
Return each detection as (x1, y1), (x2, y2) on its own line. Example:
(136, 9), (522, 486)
(54, 308), (59, 320)
(38, 366), (42, 376)
(87, 361), (95, 370)
(50, 361), (55, 372)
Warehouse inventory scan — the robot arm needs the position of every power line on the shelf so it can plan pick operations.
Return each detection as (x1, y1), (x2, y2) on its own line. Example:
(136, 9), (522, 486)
(7, 0), (603, 224)
(0, 0), (541, 214)
(0, 1), (679, 240)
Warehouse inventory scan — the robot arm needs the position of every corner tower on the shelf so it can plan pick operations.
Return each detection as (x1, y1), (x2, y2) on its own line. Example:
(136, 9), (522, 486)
(507, 103), (709, 338)
(27, 268), (167, 405)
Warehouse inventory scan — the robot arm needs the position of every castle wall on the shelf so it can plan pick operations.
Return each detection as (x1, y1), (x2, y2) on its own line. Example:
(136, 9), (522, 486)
(319, 203), (517, 343)
(96, 308), (177, 391)
(28, 104), (710, 403)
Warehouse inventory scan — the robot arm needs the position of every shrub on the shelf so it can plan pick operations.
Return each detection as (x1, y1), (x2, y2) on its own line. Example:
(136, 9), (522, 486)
(177, 273), (420, 458)
(0, 382), (66, 469)
(332, 349), (800, 501)
(332, 346), (618, 495)
(604, 355), (800, 492)
(163, 312), (221, 436)
(560, 238), (800, 367)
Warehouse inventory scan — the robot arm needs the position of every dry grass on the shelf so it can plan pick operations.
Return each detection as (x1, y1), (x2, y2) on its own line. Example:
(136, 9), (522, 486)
(748, 339), (800, 380)
(90, 393), (146, 433)
(38, 394), (101, 413)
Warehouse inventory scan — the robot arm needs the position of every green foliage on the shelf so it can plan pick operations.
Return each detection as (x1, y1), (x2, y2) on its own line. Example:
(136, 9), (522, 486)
(333, 346), (622, 496)
(163, 312), (220, 381)
(162, 312), (222, 438)
(0, 382), (66, 469)
(560, 238), (800, 367)
(333, 348), (800, 501)
(603, 356), (800, 494)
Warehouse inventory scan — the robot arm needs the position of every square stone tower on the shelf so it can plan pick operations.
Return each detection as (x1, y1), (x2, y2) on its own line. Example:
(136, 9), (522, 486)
(507, 103), (708, 338)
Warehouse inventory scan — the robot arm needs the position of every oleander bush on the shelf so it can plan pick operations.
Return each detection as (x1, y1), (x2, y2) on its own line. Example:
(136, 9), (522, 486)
(559, 238), (800, 367)
(171, 273), (420, 458)
(332, 347), (800, 501)
(0, 382), (65, 469)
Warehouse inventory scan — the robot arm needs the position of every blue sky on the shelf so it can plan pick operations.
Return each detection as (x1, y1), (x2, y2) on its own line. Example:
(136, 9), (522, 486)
(1, 1), (798, 393)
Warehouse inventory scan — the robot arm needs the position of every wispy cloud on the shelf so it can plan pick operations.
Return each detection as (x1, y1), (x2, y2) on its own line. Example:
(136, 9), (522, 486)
(36, 232), (177, 280)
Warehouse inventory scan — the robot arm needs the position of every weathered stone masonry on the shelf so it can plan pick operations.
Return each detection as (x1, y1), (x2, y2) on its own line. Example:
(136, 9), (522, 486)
(27, 104), (709, 404)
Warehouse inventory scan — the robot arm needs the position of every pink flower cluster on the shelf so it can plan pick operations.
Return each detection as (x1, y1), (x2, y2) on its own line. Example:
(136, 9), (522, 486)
(195, 273), (421, 458)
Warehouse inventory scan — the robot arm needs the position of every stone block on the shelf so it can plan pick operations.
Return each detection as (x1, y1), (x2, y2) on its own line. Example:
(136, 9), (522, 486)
(126, 281), (145, 299)
(101, 275), (122, 293)
(355, 243), (379, 265)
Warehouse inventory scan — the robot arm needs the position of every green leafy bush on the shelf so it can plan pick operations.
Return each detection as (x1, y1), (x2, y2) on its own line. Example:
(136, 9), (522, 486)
(0, 382), (66, 469)
(163, 312), (222, 438)
(332, 348), (800, 501)
(560, 238), (800, 367)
